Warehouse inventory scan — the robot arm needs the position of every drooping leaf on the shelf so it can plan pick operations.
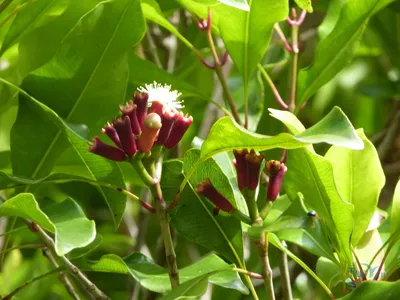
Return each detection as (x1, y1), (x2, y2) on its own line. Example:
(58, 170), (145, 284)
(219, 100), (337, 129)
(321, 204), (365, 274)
(77, 252), (248, 294)
(325, 130), (384, 245)
(0, 193), (96, 255)
(162, 153), (244, 266)
(297, 0), (387, 106)
(0, 0), (68, 54)
(338, 281), (400, 300)
(284, 147), (354, 265)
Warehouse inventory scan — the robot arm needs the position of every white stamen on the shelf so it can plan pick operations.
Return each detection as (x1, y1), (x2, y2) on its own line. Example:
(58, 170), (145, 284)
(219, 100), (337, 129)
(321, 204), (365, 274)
(137, 81), (184, 110)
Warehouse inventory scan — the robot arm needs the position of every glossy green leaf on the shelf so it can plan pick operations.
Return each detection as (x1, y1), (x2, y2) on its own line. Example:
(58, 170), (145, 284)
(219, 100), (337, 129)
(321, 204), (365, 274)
(391, 179), (400, 236)
(0, 193), (96, 255)
(218, 0), (249, 11)
(68, 234), (103, 260)
(269, 108), (306, 135)
(277, 222), (336, 261)
(294, 0), (313, 12)
(325, 130), (384, 245)
(11, 0), (144, 178)
(295, 107), (364, 150)
(284, 147), (354, 265)
(0, 0), (68, 54)
(77, 252), (247, 294)
(2, 79), (127, 228)
(338, 281), (400, 300)
(162, 153), (244, 265)
(297, 0), (384, 106)
(201, 107), (363, 160)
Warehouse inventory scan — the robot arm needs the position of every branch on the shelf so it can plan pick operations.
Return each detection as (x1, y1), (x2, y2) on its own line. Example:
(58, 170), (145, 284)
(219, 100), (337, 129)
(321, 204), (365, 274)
(31, 222), (108, 299)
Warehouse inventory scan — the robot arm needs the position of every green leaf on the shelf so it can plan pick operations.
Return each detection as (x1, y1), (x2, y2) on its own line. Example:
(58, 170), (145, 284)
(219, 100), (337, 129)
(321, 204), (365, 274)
(297, 0), (384, 106)
(248, 215), (311, 237)
(162, 153), (244, 266)
(294, 0), (313, 12)
(1, 78), (127, 228)
(200, 116), (308, 159)
(77, 253), (247, 294)
(338, 281), (400, 300)
(325, 130), (384, 245)
(0, 0), (68, 54)
(11, 0), (144, 178)
(391, 179), (400, 236)
(218, 0), (249, 11)
(68, 234), (103, 260)
(269, 108), (306, 135)
(201, 107), (363, 160)
(284, 148), (354, 265)
(295, 107), (364, 150)
(316, 257), (344, 289)
(0, 193), (96, 255)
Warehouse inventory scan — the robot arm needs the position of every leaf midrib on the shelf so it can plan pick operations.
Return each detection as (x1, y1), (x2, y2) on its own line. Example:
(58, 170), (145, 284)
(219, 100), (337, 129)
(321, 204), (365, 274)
(29, 0), (131, 180)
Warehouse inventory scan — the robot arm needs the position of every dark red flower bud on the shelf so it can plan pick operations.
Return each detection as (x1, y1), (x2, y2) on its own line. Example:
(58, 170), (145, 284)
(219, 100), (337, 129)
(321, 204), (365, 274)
(113, 116), (137, 156)
(149, 100), (164, 117)
(196, 178), (233, 212)
(164, 112), (193, 149)
(233, 149), (248, 190)
(133, 92), (149, 128)
(102, 123), (122, 148)
(138, 113), (162, 152)
(265, 160), (287, 201)
(246, 150), (264, 190)
(120, 100), (141, 135)
(30, 222), (39, 232)
(157, 109), (177, 145)
(89, 137), (126, 161)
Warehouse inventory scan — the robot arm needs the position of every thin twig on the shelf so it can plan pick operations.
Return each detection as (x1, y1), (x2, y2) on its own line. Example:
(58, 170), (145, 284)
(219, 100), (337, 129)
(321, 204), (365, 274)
(31, 223), (109, 299)
(43, 248), (81, 300)
(278, 241), (293, 300)
(258, 64), (288, 110)
(0, 243), (45, 256)
(257, 233), (275, 300)
(233, 268), (263, 279)
(3, 267), (63, 299)
(274, 24), (292, 52)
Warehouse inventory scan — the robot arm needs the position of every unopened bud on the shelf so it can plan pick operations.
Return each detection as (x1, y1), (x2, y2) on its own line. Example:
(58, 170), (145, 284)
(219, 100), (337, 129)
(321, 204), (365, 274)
(138, 113), (162, 152)
(196, 178), (234, 212)
(245, 150), (264, 190)
(265, 160), (287, 201)
(164, 112), (193, 149)
(120, 101), (141, 135)
(113, 116), (137, 156)
(89, 137), (126, 161)
(102, 123), (122, 148)
(233, 149), (248, 190)
(133, 92), (149, 128)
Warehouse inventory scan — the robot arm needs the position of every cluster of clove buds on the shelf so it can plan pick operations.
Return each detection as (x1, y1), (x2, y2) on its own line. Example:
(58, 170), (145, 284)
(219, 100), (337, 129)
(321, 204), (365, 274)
(89, 87), (193, 162)
(196, 149), (288, 215)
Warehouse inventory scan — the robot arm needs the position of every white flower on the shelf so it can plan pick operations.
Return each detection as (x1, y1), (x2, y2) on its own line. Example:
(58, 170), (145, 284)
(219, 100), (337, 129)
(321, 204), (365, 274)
(137, 81), (184, 111)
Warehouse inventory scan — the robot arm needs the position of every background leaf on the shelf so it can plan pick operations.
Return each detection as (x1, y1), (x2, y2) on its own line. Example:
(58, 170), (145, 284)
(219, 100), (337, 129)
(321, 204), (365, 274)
(0, 193), (96, 255)
(297, 0), (385, 106)
(338, 281), (400, 299)
(390, 179), (400, 236)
